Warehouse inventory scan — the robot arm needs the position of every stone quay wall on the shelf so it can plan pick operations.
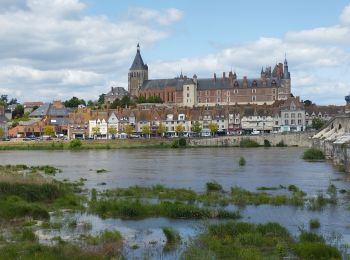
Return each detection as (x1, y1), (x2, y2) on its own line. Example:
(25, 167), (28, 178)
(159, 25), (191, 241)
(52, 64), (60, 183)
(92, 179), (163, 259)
(188, 132), (314, 148)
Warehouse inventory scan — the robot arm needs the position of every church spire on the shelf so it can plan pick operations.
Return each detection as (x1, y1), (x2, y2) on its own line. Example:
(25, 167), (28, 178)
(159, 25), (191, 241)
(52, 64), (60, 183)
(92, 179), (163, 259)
(137, 43), (140, 53)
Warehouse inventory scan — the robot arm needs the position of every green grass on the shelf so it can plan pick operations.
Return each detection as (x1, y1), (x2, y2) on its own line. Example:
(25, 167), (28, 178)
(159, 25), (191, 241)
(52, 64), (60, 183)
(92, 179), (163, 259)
(303, 148), (325, 160)
(206, 181), (223, 192)
(0, 165), (85, 221)
(89, 199), (241, 220)
(181, 222), (341, 260)
(162, 227), (181, 250)
(0, 242), (118, 260)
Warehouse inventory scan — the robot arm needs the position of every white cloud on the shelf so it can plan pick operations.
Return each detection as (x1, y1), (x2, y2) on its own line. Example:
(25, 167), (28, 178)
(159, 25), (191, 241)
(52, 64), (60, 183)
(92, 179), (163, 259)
(339, 3), (350, 25)
(0, 0), (181, 101)
(128, 7), (183, 26)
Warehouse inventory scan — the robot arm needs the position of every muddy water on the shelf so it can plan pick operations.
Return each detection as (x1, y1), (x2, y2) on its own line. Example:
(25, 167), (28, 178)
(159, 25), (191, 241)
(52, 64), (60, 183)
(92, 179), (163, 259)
(1, 147), (350, 258)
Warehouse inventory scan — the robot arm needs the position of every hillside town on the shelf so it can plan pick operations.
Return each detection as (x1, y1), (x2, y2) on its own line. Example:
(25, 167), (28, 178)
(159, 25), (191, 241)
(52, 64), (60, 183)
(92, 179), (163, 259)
(0, 45), (348, 140)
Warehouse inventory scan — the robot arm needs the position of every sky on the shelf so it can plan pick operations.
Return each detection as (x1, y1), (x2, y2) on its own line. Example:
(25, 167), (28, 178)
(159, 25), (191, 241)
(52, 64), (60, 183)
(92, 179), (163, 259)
(0, 0), (350, 105)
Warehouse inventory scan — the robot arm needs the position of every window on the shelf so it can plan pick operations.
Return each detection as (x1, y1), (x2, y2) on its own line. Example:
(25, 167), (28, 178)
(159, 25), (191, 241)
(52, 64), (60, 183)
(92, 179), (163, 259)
(197, 97), (201, 103)
(291, 119), (295, 125)
(298, 120), (302, 125)
(217, 97), (221, 103)
(206, 98), (209, 103)
(206, 90), (209, 96)
(227, 91), (230, 96)
(285, 120), (289, 125)
(298, 113), (302, 118)
(285, 113), (289, 118)
(291, 113), (295, 118)
(252, 89), (256, 93)
(187, 86), (189, 91)
(275, 121), (279, 125)
(227, 97), (230, 102)
(252, 96), (256, 102)
(187, 93), (189, 97)
(217, 90), (221, 95)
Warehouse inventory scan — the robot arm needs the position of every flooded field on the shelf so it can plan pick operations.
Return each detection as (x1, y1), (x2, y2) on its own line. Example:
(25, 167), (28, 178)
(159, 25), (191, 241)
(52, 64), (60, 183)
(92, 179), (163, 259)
(1, 147), (349, 259)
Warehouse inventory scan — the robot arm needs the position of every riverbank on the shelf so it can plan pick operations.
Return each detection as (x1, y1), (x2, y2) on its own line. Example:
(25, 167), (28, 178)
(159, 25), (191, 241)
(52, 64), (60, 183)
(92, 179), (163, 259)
(0, 138), (173, 150)
(0, 132), (314, 150)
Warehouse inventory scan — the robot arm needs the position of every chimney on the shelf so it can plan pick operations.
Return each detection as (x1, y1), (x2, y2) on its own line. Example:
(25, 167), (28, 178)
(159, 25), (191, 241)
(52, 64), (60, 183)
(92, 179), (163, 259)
(214, 73), (216, 82)
(223, 72), (226, 80)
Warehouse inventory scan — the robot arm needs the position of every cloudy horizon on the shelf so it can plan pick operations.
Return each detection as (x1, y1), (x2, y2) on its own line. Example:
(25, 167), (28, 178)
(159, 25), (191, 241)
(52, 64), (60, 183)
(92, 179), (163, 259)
(0, 0), (349, 105)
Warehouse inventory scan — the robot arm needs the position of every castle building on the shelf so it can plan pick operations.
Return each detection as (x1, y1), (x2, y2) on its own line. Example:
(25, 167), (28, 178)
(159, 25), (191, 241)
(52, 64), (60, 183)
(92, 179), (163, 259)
(128, 44), (291, 107)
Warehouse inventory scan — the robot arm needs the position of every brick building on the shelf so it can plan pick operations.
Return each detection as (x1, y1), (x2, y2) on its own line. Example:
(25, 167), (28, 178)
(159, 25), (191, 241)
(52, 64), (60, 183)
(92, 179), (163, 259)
(128, 44), (291, 107)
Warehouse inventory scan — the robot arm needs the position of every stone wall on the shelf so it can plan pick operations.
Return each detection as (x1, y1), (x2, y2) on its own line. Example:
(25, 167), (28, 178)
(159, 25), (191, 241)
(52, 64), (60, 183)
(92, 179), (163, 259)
(188, 132), (314, 148)
(312, 115), (350, 173)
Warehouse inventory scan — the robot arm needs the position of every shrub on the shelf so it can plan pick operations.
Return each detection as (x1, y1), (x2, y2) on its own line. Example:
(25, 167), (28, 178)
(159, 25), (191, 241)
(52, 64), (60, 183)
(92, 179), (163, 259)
(178, 137), (187, 147)
(171, 140), (179, 148)
(309, 219), (320, 229)
(302, 148), (325, 160)
(288, 184), (299, 193)
(238, 157), (246, 166)
(69, 139), (82, 149)
(240, 138), (260, 148)
(206, 181), (223, 192)
(276, 140), (287, 147)
(263, 139), (271, 147)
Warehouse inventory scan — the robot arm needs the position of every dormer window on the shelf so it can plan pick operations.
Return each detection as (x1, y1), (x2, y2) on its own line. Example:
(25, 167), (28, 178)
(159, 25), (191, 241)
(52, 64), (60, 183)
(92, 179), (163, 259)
(234, 81), (239, 87)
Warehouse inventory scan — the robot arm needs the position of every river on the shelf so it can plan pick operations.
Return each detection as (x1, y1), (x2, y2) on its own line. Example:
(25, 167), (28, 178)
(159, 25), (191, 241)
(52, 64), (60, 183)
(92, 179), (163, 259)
(1, 147), (349, 258)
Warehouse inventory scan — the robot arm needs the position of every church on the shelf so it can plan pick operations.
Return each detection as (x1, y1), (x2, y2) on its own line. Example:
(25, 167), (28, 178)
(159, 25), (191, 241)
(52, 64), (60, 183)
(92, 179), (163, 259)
(128, 44), (291, 107)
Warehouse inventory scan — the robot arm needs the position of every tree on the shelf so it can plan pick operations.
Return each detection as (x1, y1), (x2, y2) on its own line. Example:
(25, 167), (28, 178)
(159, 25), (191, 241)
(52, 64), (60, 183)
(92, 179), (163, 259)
(64, 97), (86, 108)
(87, 100), (94, 108)
(43, 126), (55, 137)
(208, 122), (219, 136)
(0, 128), (5, 138)
(175, 124), (185, 136)
(98, 94), (105, 105)
(136, 96), (147, 103)
(8, 98), (17, 105)
(312, 117), (326, 130)
(12, 104), (24, 119)
(192, 121), (202, 137)
(121, 96), (132, 108)
(303, 100), (313, 107)
(141, 125), (151, 138)
(157, 122), (166, 137)
(109, 98), (121, 109)
(124, 124), (134, 137)
(108, 127), (117, 139)
(92, 126), (100, 138)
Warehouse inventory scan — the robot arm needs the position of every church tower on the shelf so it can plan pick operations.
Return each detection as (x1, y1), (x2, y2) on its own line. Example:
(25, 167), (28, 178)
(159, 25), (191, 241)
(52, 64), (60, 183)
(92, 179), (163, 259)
(128, 43), (148, 97)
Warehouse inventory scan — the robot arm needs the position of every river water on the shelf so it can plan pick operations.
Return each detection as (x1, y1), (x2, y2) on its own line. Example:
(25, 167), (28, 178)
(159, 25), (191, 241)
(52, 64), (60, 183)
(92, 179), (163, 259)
(1, 147), (350, 258)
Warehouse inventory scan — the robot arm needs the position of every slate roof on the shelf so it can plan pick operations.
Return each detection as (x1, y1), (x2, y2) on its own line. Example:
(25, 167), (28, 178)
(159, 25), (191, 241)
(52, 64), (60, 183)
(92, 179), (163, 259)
(30, 103), (50, 117)
(140, 77), (283, 91)
(130, 44), (148, 71)
(106, 87), (129, 97)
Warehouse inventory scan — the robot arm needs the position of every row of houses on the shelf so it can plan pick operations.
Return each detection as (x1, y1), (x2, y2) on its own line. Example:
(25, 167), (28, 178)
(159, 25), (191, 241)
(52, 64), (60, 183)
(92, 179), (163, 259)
(2, 96), (346, 139)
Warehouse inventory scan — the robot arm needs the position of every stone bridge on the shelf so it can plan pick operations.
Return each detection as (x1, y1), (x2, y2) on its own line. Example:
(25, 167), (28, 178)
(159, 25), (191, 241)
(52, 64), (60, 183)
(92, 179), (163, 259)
(312, 115), (350, 173)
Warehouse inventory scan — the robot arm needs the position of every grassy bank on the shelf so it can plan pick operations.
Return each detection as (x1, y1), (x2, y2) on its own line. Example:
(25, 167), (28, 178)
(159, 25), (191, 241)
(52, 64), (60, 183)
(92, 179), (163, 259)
(0, 165), (85, 221)
(0, 139), (173, 150)
(182, 222), (341, 259)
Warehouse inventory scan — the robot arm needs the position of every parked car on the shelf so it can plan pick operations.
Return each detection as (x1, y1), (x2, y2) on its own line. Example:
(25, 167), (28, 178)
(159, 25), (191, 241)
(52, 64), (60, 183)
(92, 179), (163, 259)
(1, 137), (10, 141)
